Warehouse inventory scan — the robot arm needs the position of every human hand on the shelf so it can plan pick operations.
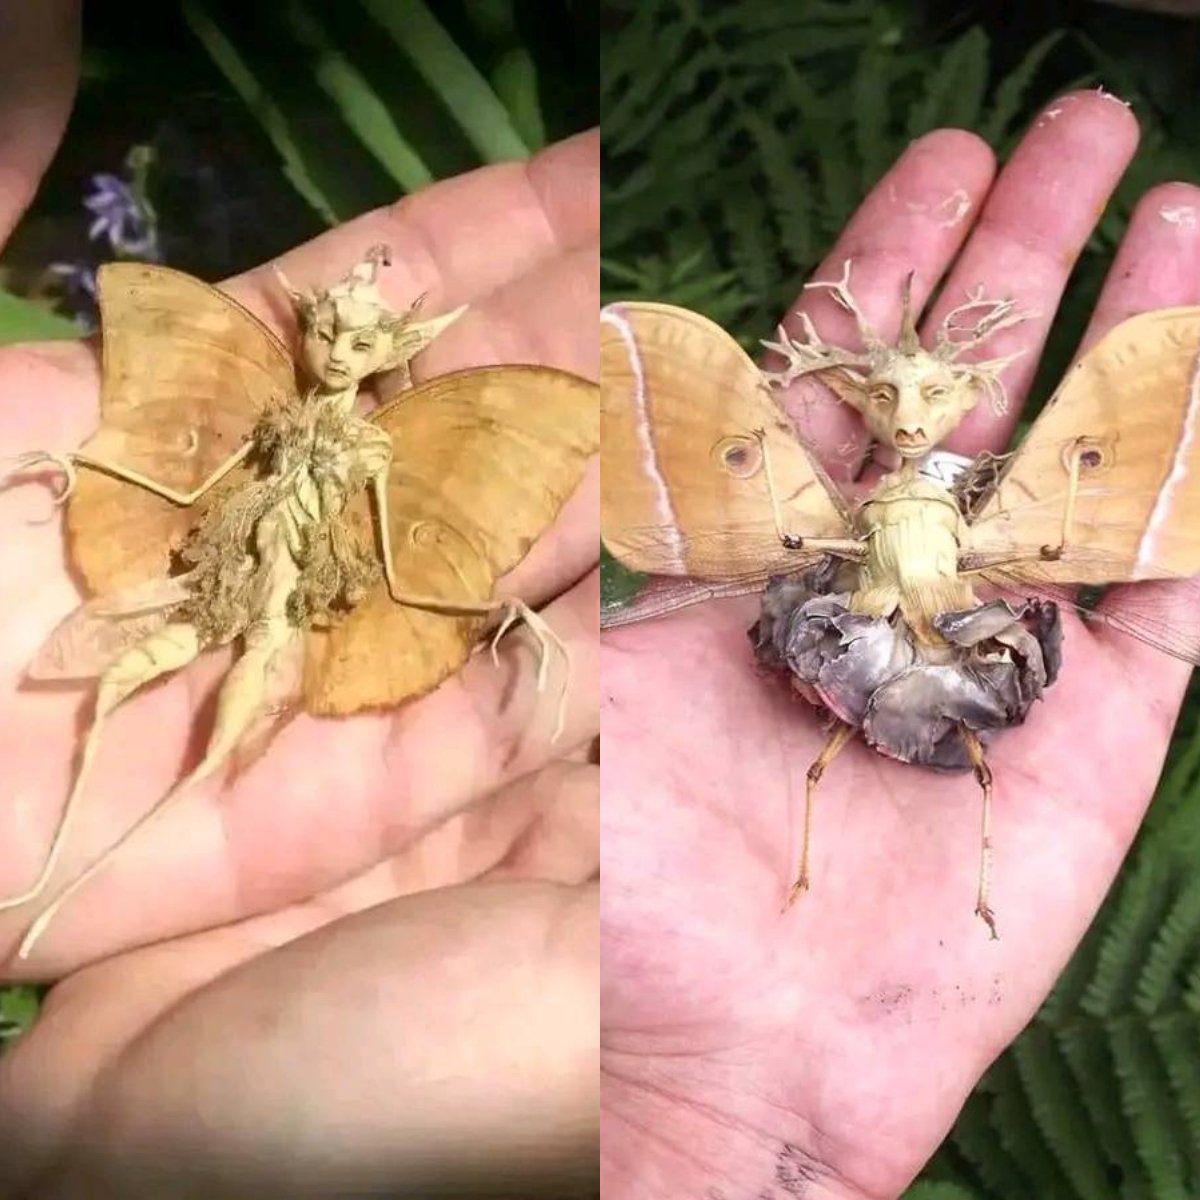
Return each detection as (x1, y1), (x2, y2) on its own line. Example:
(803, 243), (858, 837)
(0, 131), (599, 1193)
(0, 769), (598, 1198)
(601, 93), (1199, 1199)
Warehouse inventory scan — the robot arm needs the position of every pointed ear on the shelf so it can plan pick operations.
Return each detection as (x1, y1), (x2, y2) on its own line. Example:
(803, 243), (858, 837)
(381, 303), (468, 372)
(814, 366), (868, 412)
(954, 368), (993, 414)
(273, 264), (315, 325)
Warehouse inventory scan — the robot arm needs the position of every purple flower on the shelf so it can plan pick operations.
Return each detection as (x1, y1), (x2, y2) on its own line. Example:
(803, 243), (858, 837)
(83, 173), (159, 259)
(47, 260), (97, 301)
(47, 260), (99, 331)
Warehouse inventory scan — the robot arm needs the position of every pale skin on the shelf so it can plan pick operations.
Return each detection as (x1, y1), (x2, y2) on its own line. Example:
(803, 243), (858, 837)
(0, 84), (599, 1196)
(602, 93), (1200, 1199)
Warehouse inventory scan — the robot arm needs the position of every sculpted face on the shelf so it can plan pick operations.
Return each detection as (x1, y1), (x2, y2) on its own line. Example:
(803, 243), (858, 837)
(849, 350), (981, 458)
(301, 296), (392, 390)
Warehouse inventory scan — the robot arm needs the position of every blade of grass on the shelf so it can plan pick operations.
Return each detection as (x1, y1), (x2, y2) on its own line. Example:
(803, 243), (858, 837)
(358, 0), (531, 162)
(0, 290), (81, 343)
(285, 0), (434, 193)
(181, 0), (343, 225)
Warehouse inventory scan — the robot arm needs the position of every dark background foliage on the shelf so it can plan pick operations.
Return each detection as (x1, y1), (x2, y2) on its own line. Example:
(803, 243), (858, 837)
(602, 1), (1200, 1196)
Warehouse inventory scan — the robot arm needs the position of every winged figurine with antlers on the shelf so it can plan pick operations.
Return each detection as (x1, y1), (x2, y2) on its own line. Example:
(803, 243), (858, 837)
(601, 261), (1200, 936)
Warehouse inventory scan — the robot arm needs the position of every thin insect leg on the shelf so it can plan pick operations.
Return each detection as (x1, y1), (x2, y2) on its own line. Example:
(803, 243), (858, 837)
(15, 624), (294, 961)
(0, 443), (251, 508)
(1039, 440), (1086, 562)
(785, 721), (856, 911)
(961, 725), (998, 941)
(756, 432), (864, 559)
(0, 623), (201, 914)
(371, 473), (569, 740)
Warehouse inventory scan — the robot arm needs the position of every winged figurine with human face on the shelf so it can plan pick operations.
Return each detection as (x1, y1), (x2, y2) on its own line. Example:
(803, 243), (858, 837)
(0, 245), (598, 959)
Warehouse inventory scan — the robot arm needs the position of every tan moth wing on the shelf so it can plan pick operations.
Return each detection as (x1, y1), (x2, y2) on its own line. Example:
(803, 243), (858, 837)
(28, 575), (194, 680)
(303, 365), (599, 715)
(969, 306), (1200, 585)
(68, 262), (296, 594)
(600, 302), (848, 603)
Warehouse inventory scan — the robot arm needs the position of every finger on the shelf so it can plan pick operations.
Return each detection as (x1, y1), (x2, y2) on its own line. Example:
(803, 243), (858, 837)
(234, 128), (599, 332)
(1, 570), (600, 975)
(0, 0), (80, 248)
(765, 129), (996, 478)
(418, 241), (599, 380)
(935, 90), (1140, 456)
(0, 128), (599, 449)
(1, 881), (598, 1198)
(1083, 183), (1200, 691)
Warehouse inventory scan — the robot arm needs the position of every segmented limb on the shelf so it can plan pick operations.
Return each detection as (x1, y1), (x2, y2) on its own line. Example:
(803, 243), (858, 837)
(0, 441), (253, 508)
(15, 620), (296, 961)
(370, 472), (569, 741)
(785, 721), (856, 911)
(756, 431), (865, 560)
(960, 725), (998, 940)
(1039, 439), (1087, 562)
(0, 623), (201, 916)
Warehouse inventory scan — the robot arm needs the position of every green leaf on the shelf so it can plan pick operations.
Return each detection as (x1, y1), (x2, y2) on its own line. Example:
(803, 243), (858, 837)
(491, 48), (546, 150)
(0, 291), (81, 344)
(181, 0), (342, 224)
(283, 1), (434, 192)
(358, 0), (530, 163)
(600, 544), (645, 612)
(0, 985), (41, 1044)
(980, 30), (1065, 143)
(902, 1184), (984, 1200)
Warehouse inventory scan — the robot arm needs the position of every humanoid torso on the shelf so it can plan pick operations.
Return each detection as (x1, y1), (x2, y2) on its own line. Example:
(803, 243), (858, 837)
(849, 469), (975, 641)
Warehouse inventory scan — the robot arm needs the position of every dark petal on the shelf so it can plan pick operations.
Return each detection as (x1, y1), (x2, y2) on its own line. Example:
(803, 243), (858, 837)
(934, 599), (1026, 647)
(1026, 599), (1062, 684)
(814, 615), (913, 725)
(750, 558), (848, 669)
(864, 664), (1010, 767)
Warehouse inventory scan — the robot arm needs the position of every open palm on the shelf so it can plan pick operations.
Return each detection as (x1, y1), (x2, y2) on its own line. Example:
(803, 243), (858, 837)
(0, 132), (599, 1195)
(602, 94), (1200, 1199)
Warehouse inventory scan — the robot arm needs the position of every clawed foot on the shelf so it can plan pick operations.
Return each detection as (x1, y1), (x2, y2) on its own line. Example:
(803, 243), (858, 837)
(782, 874), (809, 914)
(0, 450), (78, 506)
(976, 901), (999, 941)
(489, 598), (570, 742)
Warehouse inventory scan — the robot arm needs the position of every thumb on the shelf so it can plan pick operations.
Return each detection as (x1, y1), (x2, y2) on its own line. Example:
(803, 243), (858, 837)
(0, 0), (81, 250)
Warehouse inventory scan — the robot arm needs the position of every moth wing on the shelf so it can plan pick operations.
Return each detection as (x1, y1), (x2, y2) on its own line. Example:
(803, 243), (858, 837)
(969, 307), (1200, 585)
(302, 365), (599, 716)
(600, 301), (849, 580)
(28, 574), (193, 681)
(977, 560), (1200, 667)
(600, 571), (772, 630)
(68, 262), (296, 595)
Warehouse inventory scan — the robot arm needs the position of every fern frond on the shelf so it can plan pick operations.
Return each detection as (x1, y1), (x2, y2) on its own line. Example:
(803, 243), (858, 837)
(1134, 875), (1200, 1015)
(983, 1057), (1078, 1198)
(1081, 850), (1172, 1018)
(1110, 1017), (1191, 1198)
(948, 1090), (1036, 1199)
(1012, 1023), (1113, 1200)
(1056, 1019), (1151, 1196)
(1150, 1012), (1200, 1180)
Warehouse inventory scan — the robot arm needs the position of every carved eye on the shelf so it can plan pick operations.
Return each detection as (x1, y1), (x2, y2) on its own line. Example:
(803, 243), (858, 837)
(713, 435), (763, 478)
(925, 384), (950, 401)
(1064, 436), (1112, 474)
(868, 386), (895, 406)
(353, 338), (373, 353)
(316, 328), (334, 344)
